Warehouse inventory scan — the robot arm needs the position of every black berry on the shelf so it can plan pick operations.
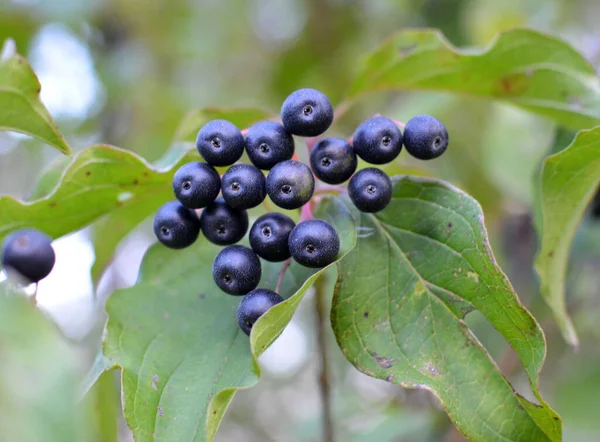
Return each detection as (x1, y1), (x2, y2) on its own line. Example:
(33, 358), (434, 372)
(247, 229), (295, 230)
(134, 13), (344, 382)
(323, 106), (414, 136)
(196, 119), (245, 166)
(212, 245), (262, 296)
(153, 201), (201, 249)
(403, 115), (449, 160)
(172, 162), (221, 209)
(281, 88), (334, 137)
(237, 289), (284, 336)
(266, 160), (315, 210)
(245, 121), (295, 170)
(348, 168), (392, 213)
(310, 137), (357, 184)
(249, 213), (296, 262)
(1, 229), (55, 283)
(352, 116), (403, 164)
(288, 220), (340, 268)
(200, 198), (249, 246)
(221, 164), (266, 210)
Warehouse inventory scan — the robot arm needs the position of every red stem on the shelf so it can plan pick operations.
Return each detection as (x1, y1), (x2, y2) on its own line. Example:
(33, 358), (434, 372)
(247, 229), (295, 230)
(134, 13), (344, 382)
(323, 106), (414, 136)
(275, 259), (291, 294)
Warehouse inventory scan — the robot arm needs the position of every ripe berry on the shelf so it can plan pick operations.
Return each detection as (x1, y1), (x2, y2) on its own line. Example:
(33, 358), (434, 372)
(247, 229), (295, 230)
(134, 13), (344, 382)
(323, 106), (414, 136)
(2, 229), (55, 283)
(266, 160), (315, 210)
(196, 119), (245, 166)
(249, 213), (295, 262)
(281, 88), (334, 137)
(172, 162), (221, 209)
(200, 198), (249, 246)
(288, 220), (340, 268)
(310, 137), (357, 184)
(245, 121), (295, 170)
(237, 289), (284, 336)
(352, 116), (403, 164)
(221, 164), (266, 209)
(153, 201), (201, 249)
(403, 115), (449, 160)
(348, 168), (392, 213)
(212, 245), (262, 296)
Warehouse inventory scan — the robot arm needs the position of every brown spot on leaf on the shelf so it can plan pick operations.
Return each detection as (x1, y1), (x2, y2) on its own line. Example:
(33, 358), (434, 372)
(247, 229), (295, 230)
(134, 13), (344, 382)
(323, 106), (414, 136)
(133, 178), (139, 185)
(85, 171), (91, 177)
(363, 312), (369, 318)
(371, 352), (396, 369)
(199, 293), (206, 300)
(386, 374), (394, 382)
(493, 73), (529, 97)
(447, 222), (452, 228)
(49, 202), (57, 207)
(548, 251), (554, 257)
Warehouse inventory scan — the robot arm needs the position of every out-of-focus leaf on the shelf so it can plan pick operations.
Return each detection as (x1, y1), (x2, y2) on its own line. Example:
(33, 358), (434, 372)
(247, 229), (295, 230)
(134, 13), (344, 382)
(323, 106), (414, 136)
(101, 197), (356, 441)
(0, 282), (88, 441)
(349, 29), (600, 131)
(332, 176), (561, 442)
(0, 144), (196, 244)
(534, 128), (600, 348)
(0, 40), (70, 154)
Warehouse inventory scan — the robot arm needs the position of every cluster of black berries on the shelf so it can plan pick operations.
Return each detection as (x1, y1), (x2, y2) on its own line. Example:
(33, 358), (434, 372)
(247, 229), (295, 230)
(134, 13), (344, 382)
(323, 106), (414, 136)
(153, 88), (449, 337)
(1, 229), (56, 285)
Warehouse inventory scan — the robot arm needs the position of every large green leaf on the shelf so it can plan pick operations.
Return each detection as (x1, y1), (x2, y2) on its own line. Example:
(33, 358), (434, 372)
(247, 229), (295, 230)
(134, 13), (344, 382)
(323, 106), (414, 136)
(101, 197), (356, 441)
(174, 107), (274, 142)
(348, 29), (600, 131)
(331, 176), (561, 442)
(0, 40), (70, 154)
(0, 283), (88, 441)
(0, 144), (196, 244)
(534, 128), (600, 348)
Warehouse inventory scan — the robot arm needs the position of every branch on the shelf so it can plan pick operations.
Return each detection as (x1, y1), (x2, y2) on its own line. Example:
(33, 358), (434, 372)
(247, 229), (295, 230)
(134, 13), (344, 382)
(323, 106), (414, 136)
(315, 276), (335, 442)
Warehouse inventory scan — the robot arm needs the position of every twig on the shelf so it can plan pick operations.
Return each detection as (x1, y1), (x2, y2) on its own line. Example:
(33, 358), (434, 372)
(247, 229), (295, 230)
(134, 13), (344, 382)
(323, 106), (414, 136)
(391, 118), (406, 128)
(300, 202), (314, 222)
(31, 282), (38, 306)
(314, 186), (346, 196)
(315, 276), (335, 442)
(275, 259), (291, 294)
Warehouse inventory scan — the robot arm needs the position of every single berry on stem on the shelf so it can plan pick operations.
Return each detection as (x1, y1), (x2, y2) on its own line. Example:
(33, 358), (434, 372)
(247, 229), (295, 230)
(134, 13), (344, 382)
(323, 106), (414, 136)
(221, 164), (266, 209)
(310, 137), (357, 184)
(245, 121), (295, 170)
(249, 212), (296, 262)
(352, 116), (403, 164)
(348, 168), (392, 213)
(153, 201), (201, 249)
(212, 245), (262, 295)
(200, 198), (249, 246)
(288, 219), (340, 268)
(266, 160), (315, 210)
(403, 114), (449, 160)
(2, 229), (55, 284)
(196, 119), (245, 166)
(172, 162), (221, 209)
(237, 289), (284, 336)
(281, 88), (334, 137)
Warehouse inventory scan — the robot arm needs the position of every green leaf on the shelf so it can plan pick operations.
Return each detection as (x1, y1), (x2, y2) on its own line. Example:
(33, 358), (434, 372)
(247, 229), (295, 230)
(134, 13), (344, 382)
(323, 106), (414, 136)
(348, 29), (600, 131)
(101, 196), (356, 441)
(0, 144), (196, 244)
(174, 107), (274, 142)
(0, 40), (70, 154)
(331, 176), (561, 442)
(0, 283), (88, 441)
(534, 127), (600, 348)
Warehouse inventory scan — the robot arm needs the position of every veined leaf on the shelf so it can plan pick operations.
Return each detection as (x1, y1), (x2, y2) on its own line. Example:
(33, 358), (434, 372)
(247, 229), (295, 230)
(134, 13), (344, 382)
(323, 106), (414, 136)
(332, 176), (561, 442)
(535, 127), (600, 348)
(348, 29), (600, 131)
(0, 40), (70, 154)
(101, 197), (356, 441)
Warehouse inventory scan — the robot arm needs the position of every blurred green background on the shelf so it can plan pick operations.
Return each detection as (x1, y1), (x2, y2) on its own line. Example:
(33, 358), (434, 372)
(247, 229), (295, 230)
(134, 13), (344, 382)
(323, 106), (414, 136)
(1, 0), (600, 441)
